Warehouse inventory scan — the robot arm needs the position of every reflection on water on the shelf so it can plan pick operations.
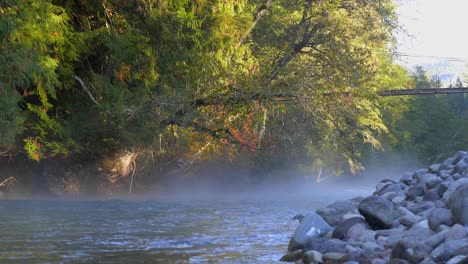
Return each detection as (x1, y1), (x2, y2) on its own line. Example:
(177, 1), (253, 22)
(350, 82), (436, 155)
(0, 186), (370, 263)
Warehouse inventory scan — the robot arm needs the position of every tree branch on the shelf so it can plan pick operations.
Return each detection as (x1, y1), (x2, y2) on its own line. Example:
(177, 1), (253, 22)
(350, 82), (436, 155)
(73, 75), (99, 105)
(237, 0), (274, 48)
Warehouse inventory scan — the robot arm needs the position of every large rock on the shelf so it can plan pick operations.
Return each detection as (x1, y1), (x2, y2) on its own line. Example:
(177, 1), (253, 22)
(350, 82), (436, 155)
(304, 237), (347, 254)
(332, 216), (370, 240)
(440, 157), (455, 170)
(316, 199), (360, 227)
(424, 176), (443, 190)
(374, 183), (402, 196)
(406, 184), (425, 201)
(446, 183), (468, 226)
(287, 212), (333, 252)
(454, 156), (468, 174)
(431, 238), (468, 262)
(358, 196), (395, 229)
(390, 226), (435, 263)
(453, 151), (468, 164)
(408, 201), (435, 215)
(280, 249), (303, 262)
(428, 207), (455, 232)
(442, 178), (468, 202)
(302, 250), (323, 264)
(423, 188), (441, 202)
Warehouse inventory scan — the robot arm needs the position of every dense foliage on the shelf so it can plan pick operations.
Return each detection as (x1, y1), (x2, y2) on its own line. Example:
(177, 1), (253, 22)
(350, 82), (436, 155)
(1, 0), (464, 179)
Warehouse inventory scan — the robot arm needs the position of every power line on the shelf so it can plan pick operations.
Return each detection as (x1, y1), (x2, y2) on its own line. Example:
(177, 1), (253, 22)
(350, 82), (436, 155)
(394, 52), (468, 62)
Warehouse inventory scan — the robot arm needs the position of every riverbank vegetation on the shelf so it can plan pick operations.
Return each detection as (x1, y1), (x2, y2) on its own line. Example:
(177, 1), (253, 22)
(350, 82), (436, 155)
(0, 0), (467, 195)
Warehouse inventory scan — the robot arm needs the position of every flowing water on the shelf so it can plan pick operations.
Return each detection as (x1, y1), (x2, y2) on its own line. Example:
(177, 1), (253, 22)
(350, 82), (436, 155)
(0, 186), (371, 264)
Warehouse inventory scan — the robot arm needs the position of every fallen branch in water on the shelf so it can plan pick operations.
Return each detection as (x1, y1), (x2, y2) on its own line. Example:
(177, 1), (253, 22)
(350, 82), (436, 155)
(0, 177), (15, 188)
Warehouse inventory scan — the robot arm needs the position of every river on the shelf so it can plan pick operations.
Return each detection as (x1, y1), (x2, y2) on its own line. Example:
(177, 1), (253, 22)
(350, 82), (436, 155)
(0, 185), (371, 263)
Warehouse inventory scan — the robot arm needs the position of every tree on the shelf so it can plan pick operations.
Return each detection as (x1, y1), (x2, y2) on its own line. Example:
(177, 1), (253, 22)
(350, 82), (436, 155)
(0, 0), (406, 178)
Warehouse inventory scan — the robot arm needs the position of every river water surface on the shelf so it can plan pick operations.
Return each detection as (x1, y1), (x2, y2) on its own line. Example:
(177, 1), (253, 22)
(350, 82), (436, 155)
(0, 186), (371, 263)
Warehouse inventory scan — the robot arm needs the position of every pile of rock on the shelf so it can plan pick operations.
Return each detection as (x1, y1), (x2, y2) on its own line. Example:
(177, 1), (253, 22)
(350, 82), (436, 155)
(280, 151), (468, 264)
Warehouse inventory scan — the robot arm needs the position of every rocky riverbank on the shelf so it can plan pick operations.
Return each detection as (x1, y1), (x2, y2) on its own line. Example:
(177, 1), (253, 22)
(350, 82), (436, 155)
(281, 150), (468, 264)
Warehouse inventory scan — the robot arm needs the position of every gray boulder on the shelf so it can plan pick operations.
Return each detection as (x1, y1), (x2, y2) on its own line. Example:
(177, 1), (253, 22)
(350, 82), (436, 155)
(441, 157), (455, 170)
(358, 195), (395, 229)
(423, 188), (441, 202)
(406, 184), (425, 200)
(409, 201), (435, 215)
(304, 237), (347, 254)
(442, 178), (468, 202)
(374, 183), (402, 196)
(279, 249), (303, 262)
(453, 151), (468, 164)
(439, 170), (453, 180)
(316, 199), (360, 227)
(429, 163), (441, 173)
(424, 176), (443, 190)
(302, 250), (323, 264)
(431, 238), (468, 262)
(287, 212), (332, 252)
(447, 255), (468, 264)
(446, 183), (468, 226)
(332, 216), (370, 240)
(454, 156), (468, 174)
(400, 172), (414, 186)
(444, 224), (467, 242)
(390, 226), (435, 263)
(428, 208), (455, 232)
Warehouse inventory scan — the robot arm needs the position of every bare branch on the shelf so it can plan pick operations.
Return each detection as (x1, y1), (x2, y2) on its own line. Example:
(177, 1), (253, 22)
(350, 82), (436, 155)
(237, 0), (274, 48)
(73, 75), (100, 105)
(0, 177), (15, 188)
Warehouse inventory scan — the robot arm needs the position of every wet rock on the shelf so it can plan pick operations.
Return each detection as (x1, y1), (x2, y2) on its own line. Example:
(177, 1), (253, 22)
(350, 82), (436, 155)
(453, 151), (468, 164)
(428, 207), (454, 232)
(389, 225), (434, 262)
(346, 223), (375, 242)
(436, 181), (451, 196)
(375, 182), (401, 196)
(424, 176), (443, 190)
(431, 238), (468, 262)
(341, 251), (373, 264)
(423, 188), (441, 202)
(279, 249), (303, 262)
(425, 228), (449, 248)
(316, 199), (360, 227)
(399, 215), (419, 228)
(439, 170), (453, 180)
(409, 201), (435, 215)
(446, 183), (468, 226)
(453, 173), (462, 181)
(287, 212), (332, 252)
(400, 172), (414, 186)
(387, 259), (410, 264)
(454, 157), (468, 174)
(358, 196), (395, 230)
(444, 224), (467, 241)
(442, 178), (468, 203)
(440, 158), (455, 170)
(392, 195), (405, 205)
(429, 164), (441, 173)
(371, 259), (386, 264)
(302, 250), (323, 264)
(304, 237), (347, 254)
(406, 184), (425, 201)
(332, 216), (370, 240)
(322, 252), (346, 262)
(447, 255), (468, 264)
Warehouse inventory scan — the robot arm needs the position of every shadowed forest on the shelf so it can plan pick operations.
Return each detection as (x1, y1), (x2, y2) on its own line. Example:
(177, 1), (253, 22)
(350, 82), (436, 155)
(0, 0), (467, 197)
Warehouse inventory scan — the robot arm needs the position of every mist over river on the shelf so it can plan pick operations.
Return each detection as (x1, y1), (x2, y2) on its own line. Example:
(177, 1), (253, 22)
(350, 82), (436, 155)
(0, 183), (372, 264)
